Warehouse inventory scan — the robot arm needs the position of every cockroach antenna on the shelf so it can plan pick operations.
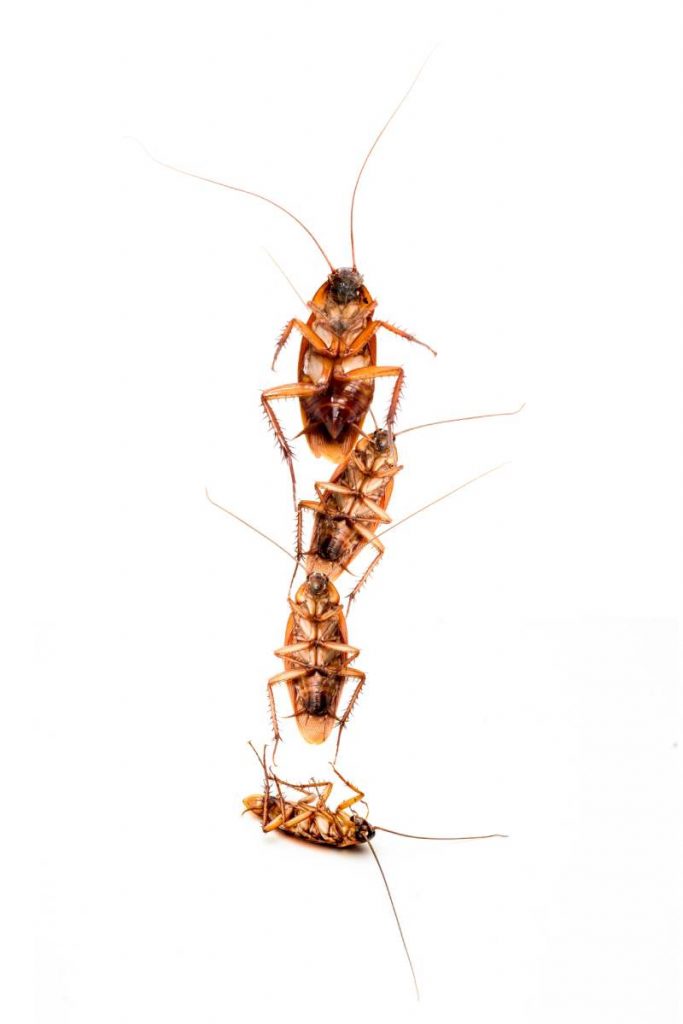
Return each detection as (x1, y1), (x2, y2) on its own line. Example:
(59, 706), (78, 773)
(130, 138), (334, 271)
(366, 839), (421, 999)
(376, 463), (507, 540)
(349, 53), (433, 270)
(372, 825), (508, 841)
(263, 248), (310, 316)
(395, 403), (526, 437)
(243, 753), (507, 999)
(205, 488), (295, 562)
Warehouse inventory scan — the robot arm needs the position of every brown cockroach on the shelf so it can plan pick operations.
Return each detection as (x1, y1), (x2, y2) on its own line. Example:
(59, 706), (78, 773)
(207, 459), (506, 758)
(262, 263), (435, 505)
(267, 571), (363, 761)
(298, 405), (524, 611)
(243, 743), (507, 998)
(139, 68), (436, 505)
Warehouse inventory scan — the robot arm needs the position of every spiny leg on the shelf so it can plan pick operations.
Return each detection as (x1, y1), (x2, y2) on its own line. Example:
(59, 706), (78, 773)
(345, 529), (386, 615)
(262, 347), (333, 508)
(267, 668), (308, 761)
(375, 320), (437, 357)
(345, 318), (437, 358)
(269, 770), (289, 831)
(271, 318), (333, 370)
(261, 382), (319, 510)
(329, 764), (366, 813)
(333, 669), (366, 763)
(260, 744), (270, 830)
(341, 364), (406, 444)
(292, 499), (322, 591)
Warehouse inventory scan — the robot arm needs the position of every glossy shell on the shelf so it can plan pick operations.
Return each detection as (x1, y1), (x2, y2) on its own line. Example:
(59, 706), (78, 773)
(298, 279), (377, 462)
(283, 577), (349, 744)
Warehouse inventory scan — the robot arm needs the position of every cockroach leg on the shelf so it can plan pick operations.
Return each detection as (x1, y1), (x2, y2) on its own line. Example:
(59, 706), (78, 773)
(344, 529), (385, 615)
(260, 383), (316, 508)
(333, 669), (365, 762)
(345, 317), (436, 359)
(340, 364), (406, 441)
(375, 320), (438, 357)
(271, 318), (331, 371)
(328, 764), (366, 813)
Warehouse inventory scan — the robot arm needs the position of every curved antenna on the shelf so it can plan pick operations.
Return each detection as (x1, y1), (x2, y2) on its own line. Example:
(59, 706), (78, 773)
(131, 138), (334, 271)
(376, 463), (506, 539)
(367, 840), (420, 999)
(373, 826), (508, 841)
(396, 403), (526, 437)
(349, 55), (432, 269)
(263, 248), (309, 310)
(205, 488), (295, 562)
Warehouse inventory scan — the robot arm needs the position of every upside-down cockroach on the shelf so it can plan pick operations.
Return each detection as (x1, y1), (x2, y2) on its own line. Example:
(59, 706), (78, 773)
(299, 405), (524, 611)
(206, 456), (507, 757)
(139, 67), (436, 505)
(268, 572), (364, 760)
(243, 743), (507, 998)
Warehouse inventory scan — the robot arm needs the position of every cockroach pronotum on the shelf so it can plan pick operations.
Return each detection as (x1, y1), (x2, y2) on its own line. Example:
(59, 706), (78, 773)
(268, 571), (364, 760)
(243, 743), (507, 999)
(138, 66), (437, 506)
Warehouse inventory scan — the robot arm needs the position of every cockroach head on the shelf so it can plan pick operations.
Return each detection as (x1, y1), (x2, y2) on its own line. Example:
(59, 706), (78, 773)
(351, 814), (375, 842)
(328, 267), (364, 305)
(307, 571), (329, 597)
(371, 429), (390, 453)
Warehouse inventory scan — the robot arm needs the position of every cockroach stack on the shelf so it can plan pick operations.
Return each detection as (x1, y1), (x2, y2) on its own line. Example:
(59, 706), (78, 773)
(154, 69), (518, 993)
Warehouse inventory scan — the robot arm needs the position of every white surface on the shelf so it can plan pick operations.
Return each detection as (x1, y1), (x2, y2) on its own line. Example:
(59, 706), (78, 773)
(2, 2), (681, 1021)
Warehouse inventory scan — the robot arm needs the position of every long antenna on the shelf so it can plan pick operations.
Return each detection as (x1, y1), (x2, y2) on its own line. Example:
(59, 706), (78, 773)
(263, 248), (309, 310)
(377, 463), (506, 539)
(373, 826), (508, 841)
(205, 488), (295, 562)
(396, 403), (526, 437)
(131, 139), (334, 271)
(367, 840), (420, 1000)
(349, 55), (431, 269)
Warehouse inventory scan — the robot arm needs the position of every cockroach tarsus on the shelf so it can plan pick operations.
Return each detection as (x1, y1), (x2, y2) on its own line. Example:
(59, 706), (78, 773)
(243, 742), (508, 999)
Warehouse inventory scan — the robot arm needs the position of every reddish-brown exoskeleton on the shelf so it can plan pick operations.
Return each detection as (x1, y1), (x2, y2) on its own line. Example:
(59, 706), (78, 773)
(268, 572), (364, 760)
(299, 426), (400, 611)
(297, 406), (524, 612)
(243, 743), (508, 999)
(262, 268), (435, 503)
(244, 754), (374, 849)
(139, 68), (436, 505)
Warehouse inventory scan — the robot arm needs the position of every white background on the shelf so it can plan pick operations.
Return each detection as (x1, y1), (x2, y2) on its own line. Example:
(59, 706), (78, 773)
(1, 1), (681, 1021)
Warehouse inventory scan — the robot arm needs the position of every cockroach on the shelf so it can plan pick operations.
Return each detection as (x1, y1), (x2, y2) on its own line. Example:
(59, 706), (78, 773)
(299, 405), (524, 611)
(206, 457), (507, 757)
(243, 743), (507, 998)
(139, 67), (436, 505)
(267, 571), (364, 760)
